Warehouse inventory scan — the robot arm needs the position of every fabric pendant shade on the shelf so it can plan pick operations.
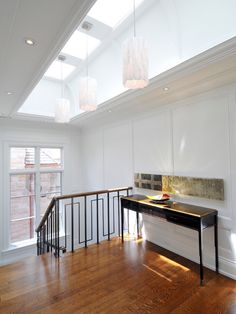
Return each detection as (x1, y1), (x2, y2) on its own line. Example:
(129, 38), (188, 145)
(55, 98), (70, 123)
(123, 36), (149, 89)
(79, 76), (97, 111)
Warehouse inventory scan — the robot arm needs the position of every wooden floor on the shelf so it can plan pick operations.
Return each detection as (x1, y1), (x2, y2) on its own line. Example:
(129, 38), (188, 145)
(0, 238), (236, 314)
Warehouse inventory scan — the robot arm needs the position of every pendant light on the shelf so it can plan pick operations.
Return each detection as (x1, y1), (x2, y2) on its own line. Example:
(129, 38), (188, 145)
(79, 21), (97, 112)
(55, 55), (70, 123)
(123, 0), (149, 89)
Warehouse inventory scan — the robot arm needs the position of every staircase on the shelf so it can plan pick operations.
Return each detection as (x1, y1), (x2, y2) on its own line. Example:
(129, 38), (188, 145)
(35, 187), (132, 257)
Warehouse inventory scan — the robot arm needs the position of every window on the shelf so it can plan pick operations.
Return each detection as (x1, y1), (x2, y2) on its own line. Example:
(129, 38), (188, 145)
(44, 60), (76, 80)
(88, 0), (144, 28)
(61, 31), (101, 60)
(9, 147), (63, 245)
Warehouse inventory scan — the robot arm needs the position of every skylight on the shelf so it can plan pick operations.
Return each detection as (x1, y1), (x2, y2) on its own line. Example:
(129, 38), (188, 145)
(61, 31), (101, 60)
(88, 0), (144, 28)
(44, 60), (76, 80)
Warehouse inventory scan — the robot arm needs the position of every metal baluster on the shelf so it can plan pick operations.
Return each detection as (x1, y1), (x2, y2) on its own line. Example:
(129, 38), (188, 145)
(37, 232), (40, 255)
(42, 229), (44, 253)
(54, 202), (58, 257)
(36, 188), (133, 257)
(52, 210), (54, 251)
(54, 200), (59, 257)
(84, 196), (87, 248)
(64, 204), (67, 250)
(71, 198), (74, 252)
(56, 199), (60, 257)
(54, 205), (57, 255)
(40, 231), (42, 255)
(117, 191), (120, 237)
(43, 226), (46, 254)
(46, 218), (49, 252)
(96, 194), (99, 244)
(127, 189), (129, 233)
(107, 192), (110, 241)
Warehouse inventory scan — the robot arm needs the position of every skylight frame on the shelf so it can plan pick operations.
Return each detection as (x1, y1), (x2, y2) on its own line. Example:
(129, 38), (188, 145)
(44, 60), (76, 81)
(87, 0), (144, 29)
(61, 30), (101, 60)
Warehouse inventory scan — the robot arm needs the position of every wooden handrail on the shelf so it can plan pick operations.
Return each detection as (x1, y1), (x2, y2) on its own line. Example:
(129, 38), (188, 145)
(35, 197), (56, 232)
(55, 186), (133, 201)
(35, 186), (133, 233)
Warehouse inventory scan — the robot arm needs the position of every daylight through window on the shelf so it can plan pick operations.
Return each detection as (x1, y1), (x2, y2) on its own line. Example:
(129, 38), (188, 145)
(9, 147), (63, 244)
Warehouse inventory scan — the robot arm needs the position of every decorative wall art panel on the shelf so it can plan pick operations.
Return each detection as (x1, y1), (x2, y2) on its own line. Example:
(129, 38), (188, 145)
(134, 173), (224, 201)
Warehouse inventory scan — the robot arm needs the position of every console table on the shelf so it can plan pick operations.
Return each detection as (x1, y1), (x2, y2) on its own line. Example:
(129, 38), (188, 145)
(120, 194), (218, 285)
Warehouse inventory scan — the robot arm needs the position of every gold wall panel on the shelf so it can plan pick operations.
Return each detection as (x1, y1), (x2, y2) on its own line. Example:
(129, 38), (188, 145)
(134, 173), (224, 201)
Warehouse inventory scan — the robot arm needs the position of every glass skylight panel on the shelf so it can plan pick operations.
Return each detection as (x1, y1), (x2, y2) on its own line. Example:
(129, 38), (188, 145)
(88, 0), (144, 28)
(44, 60), (75, 80)
(61, 31), (101, 60)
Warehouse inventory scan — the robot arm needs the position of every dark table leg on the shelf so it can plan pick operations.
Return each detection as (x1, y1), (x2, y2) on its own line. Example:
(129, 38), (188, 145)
(198, 227), (204, 286)
(127, 210), (130, 234)
(121, 205), (124, 242)
(136, 212), (139, 238)
(214, 215), (219, 273)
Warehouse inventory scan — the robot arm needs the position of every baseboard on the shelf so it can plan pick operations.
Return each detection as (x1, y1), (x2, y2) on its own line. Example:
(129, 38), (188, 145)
(0, 244), (36, 265)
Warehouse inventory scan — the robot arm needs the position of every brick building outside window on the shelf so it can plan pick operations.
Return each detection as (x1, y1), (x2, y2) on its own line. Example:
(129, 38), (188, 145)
(9, 147), (63, 244)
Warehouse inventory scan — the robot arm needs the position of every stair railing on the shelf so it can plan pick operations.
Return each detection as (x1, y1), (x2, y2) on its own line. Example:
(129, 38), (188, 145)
(35, 187), (132, 257)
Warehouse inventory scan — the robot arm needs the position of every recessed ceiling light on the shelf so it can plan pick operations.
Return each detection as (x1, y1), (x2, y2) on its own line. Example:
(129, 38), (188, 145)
(163, 87), (169, 91)
(6, 91), (13, 95)
(24, 38), (35, 46)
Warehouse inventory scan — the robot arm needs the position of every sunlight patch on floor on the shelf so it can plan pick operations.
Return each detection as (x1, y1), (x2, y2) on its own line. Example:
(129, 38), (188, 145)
(159, 255), (190, 272)
(142, 263), (172, 282)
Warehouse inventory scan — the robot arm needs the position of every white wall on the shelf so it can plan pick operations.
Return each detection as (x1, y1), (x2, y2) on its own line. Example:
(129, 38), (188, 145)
(80, 84), (236, 279)
(0, 119), (82, 264)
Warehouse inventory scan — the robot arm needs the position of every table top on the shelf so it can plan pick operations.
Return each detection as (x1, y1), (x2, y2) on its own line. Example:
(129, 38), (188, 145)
(121, 194), (217, 218)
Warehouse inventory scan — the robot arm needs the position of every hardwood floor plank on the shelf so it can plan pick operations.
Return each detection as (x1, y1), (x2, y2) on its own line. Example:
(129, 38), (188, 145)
(0, 238), (236, 314)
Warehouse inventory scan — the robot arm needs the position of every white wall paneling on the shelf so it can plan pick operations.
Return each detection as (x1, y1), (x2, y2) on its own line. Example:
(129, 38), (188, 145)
(133, 109), (173, 174)
(81, 130), (104, 190)
(80, 84), (236, 279)
(103, 123), (133, 189)
(2, 79), (236, 280)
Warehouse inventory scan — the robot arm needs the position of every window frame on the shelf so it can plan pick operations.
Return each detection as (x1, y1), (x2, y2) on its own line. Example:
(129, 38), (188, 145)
(4, 143), (64, 249)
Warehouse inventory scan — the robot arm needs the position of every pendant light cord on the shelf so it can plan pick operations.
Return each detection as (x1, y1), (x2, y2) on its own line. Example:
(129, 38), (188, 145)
(133, 0), (136, 37)
(58, 55), (66, 99)
(86, 30), (89, 94)
(61, 59), (64, 98)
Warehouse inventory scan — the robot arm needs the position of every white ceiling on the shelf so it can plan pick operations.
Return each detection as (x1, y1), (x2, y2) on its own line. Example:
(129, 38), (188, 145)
(1, 0), (235, 127)
(0, 0), (95, 117)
